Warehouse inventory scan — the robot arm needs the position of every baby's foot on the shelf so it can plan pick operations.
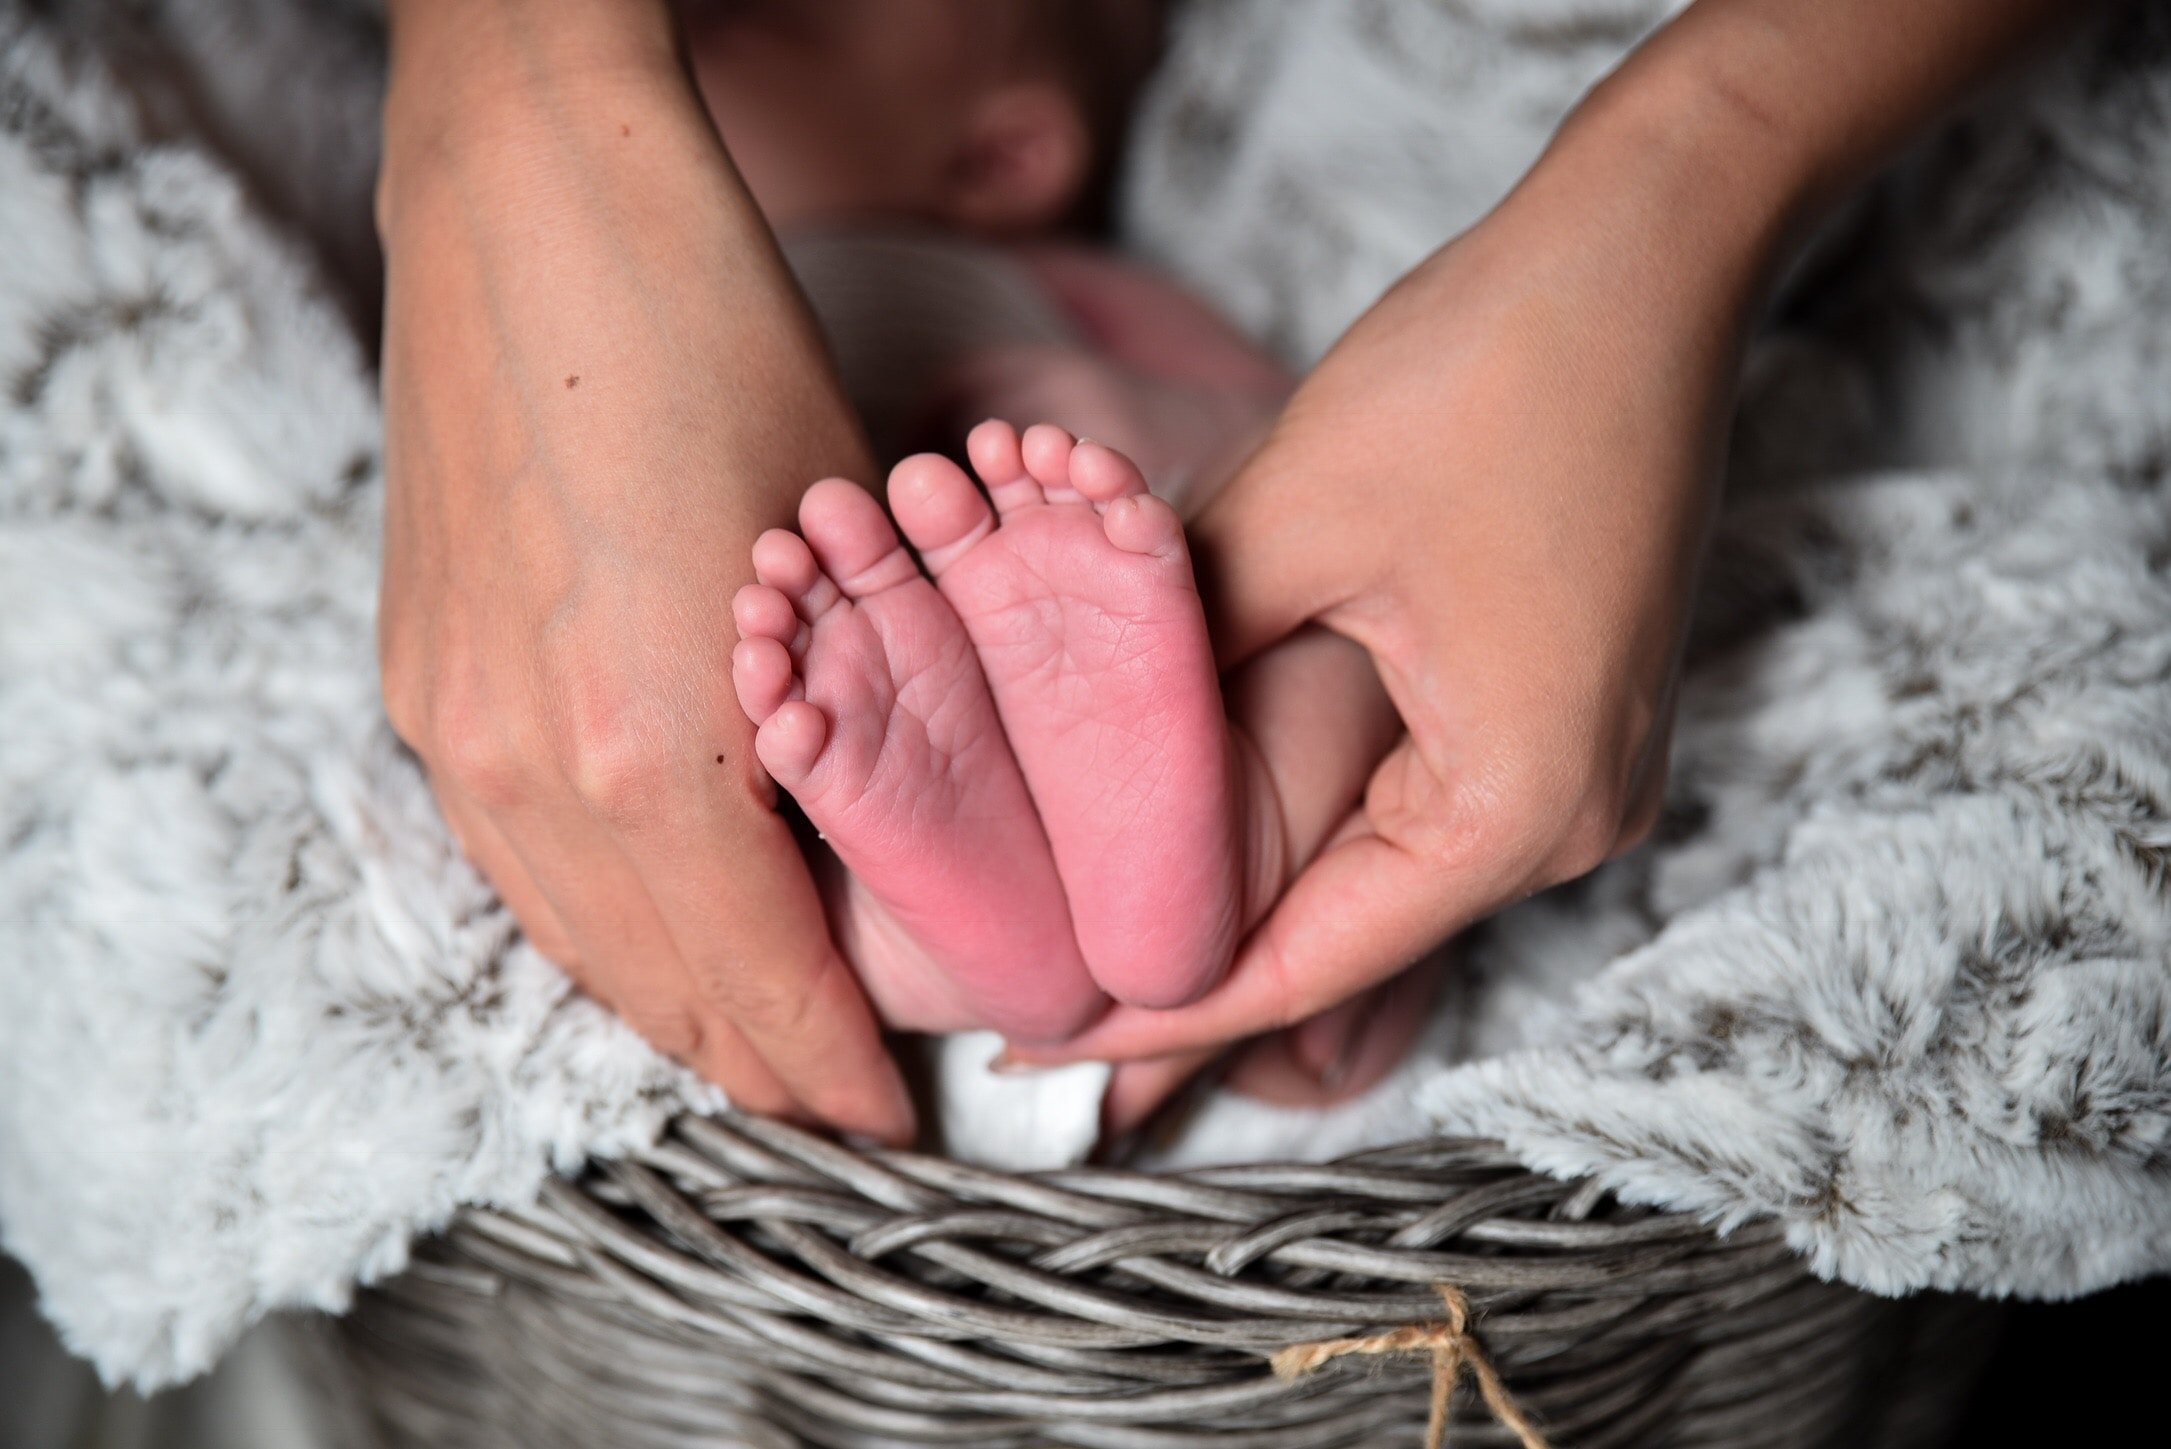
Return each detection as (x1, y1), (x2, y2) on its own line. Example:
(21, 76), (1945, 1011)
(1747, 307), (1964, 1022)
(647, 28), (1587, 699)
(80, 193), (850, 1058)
(888, 422), (1241, 1007)
(731, 479), (1103, 1044)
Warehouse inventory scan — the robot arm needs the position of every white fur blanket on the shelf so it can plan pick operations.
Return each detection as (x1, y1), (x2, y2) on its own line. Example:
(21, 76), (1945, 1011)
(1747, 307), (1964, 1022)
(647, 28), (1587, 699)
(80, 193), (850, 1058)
(5, 0), (2170, 1392)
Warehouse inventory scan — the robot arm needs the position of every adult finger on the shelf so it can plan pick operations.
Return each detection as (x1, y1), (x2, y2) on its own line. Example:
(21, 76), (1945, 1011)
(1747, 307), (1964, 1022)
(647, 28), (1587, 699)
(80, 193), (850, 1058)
(1101, 1048), (1225, 1142)
(681, 1014), (799, 1124)
(1224, 955), (1444, 1106)
(614, 776), (916, 1144)
(1011, 744), (1537, 1063)
(487, 789), (806, 1123)
(1014, 835), (1444, 1061)
(433, 778), (579, 968)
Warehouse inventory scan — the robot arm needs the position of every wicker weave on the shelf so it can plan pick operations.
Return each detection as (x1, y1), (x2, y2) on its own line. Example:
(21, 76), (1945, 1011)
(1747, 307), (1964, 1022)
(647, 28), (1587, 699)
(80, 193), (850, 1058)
(320, 1114), (1994, 1448)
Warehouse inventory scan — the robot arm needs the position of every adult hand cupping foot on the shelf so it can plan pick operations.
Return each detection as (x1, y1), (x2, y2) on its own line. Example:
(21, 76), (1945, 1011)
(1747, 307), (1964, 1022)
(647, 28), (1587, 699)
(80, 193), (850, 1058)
(375, 0), (912, 1140)
(1015, 0), (2081, 1077)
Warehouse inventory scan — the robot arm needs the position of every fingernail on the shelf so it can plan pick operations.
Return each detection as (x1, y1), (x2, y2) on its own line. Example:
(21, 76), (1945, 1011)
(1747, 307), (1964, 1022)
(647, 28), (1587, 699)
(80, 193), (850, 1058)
(988, 1051), (1052, 1076)
(1317, 1005), (1384, 1095)
(1316, 1034), (1361, 1094)
(1289, 1001), (1363, 1086)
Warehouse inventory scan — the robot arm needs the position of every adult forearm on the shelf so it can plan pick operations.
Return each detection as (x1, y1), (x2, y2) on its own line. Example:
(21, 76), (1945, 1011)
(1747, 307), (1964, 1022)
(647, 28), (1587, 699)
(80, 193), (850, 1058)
(1436, 0), (2093, 636)
(1542, 0), (2085, 304)
(378, 0), (869, 518)
(1653, 0), (2081, 208)
(381, 0), (692, 238)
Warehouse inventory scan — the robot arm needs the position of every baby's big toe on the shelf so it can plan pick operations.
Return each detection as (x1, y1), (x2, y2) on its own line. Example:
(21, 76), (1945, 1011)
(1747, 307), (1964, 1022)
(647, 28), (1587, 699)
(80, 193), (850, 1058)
(799, 479), (922, 600)
(890, 453), (997, 574)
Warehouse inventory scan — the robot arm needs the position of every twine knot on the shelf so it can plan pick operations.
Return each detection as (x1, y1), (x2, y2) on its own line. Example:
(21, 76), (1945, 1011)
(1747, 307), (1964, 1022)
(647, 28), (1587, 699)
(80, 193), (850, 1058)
(1271, 1285), (1550, 1449)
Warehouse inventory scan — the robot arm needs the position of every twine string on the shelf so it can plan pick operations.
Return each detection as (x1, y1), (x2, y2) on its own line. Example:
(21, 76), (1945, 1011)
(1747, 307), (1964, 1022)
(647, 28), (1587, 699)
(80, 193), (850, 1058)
(1270, 1285), (1550, 1449)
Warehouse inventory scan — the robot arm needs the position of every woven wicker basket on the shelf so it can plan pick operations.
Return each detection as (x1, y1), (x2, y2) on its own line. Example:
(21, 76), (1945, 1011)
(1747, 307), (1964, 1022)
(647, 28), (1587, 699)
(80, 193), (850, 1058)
(316, 1113), (1995, 1448)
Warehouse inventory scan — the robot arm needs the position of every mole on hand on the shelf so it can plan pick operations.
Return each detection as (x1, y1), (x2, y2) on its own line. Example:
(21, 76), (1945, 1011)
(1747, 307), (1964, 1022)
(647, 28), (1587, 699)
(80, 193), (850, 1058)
(565, 375), (579, 389)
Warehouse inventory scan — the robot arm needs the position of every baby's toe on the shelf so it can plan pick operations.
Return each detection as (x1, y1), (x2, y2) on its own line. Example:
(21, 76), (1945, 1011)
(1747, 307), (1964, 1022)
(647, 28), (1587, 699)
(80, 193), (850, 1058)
(966, 418), (1047, 516)
(751, 528), (844, 622)
(1102, 493), (1187, 563)
(799, 478), (922, 599)
(891, 452), (998, 574)
(730, 635), (799, 725)
(733, 583), (806, 653)
(1069, 438), (1150, 506)
(1020, 423), (1085, 504)
(753, 700), (829, 790)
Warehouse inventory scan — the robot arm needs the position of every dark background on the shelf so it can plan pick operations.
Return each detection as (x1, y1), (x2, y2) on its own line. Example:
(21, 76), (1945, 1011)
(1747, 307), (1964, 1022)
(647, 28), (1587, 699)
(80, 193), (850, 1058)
(1952, 1276), (2166, 1439)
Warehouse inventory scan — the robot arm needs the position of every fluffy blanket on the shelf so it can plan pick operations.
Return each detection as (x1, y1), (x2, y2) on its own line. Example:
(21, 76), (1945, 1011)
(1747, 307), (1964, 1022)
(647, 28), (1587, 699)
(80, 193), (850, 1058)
(4, 0), (2169, 1393)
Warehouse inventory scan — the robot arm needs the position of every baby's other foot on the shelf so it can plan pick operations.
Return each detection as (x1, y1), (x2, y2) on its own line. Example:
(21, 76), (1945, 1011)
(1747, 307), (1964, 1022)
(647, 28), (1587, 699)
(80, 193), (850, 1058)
(888, 422), (1241, 1008)
(731, 478), (1103, 1043)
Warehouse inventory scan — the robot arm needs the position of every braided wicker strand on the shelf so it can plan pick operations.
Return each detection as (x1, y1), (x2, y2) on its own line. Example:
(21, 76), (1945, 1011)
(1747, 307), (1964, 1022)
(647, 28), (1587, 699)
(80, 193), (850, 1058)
(1273, 1285), (1550, 1449)
(316, 1116), (2000, 1447)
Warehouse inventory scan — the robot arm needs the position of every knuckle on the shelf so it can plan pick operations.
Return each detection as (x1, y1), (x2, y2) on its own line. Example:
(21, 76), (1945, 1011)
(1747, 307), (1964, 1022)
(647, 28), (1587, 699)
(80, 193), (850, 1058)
(698, 948), (856, 1052)
(431, 696), (525, 809)
(1550, 800), (1626, 882)
(707, 968), (819, 1038)
(1410, 755), (1553, 872)
(1365, 745), (1468, 863)
(560, 708), (673, 823)
(1418, 750), (1621, 882)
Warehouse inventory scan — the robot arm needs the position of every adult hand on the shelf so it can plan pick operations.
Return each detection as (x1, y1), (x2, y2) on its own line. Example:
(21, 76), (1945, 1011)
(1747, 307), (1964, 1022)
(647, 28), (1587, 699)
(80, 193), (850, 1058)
(1016, 0), (2078, 1069)
(376, 0), (911, 1139)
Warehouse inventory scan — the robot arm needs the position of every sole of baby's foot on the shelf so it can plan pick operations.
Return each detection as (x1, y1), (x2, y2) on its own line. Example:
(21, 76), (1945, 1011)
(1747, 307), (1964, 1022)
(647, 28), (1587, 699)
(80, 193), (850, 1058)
(887, 421), (1241, 1008)
(731, 478), (1103, 1044)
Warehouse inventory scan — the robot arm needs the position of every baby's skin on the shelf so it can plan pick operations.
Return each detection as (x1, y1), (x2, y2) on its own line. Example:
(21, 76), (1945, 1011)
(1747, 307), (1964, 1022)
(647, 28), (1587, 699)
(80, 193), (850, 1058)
(734, 420), (1236, 1040)
(733, 403), (1399, 1042)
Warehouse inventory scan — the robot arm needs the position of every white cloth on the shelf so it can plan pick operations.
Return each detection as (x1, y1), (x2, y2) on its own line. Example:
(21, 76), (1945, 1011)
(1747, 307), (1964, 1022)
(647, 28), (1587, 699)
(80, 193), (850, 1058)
(4, 0), (2170, 1392)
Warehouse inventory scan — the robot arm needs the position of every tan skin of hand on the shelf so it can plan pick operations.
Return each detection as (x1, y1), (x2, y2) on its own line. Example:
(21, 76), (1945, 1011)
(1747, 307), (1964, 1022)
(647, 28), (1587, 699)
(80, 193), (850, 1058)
(376, 0), (912, 1140)
(1012, 0), (2086, 1074)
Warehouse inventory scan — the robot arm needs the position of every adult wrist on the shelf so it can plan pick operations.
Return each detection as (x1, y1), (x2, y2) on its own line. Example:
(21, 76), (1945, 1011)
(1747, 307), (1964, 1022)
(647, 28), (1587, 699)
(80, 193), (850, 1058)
(383, 0), (682, 93)
(1519, 33), (1822, 328)
(1541, 0), (2086, 308)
